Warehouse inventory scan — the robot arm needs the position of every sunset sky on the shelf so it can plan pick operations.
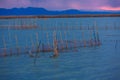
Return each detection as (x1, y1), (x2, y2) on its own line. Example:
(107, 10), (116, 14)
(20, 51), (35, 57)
(0, 0), (120, 11)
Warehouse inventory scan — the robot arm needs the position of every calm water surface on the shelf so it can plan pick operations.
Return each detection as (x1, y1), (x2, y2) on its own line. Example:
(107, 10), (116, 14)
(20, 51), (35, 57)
(0, 17), (120, 80)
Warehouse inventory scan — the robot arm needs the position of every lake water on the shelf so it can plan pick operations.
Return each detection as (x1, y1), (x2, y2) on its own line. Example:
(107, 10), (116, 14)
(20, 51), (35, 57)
(0, 17), (120, 80)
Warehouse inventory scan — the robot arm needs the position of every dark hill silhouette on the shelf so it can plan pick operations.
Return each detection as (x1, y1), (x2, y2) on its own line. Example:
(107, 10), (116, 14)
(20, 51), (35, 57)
(0, 7), (120, 16)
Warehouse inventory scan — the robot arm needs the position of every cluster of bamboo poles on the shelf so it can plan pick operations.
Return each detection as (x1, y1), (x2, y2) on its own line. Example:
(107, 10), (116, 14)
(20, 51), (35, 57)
(0, 18), (102, 58)
(0, 18), (119, 30)
(0, 18), (37, 29)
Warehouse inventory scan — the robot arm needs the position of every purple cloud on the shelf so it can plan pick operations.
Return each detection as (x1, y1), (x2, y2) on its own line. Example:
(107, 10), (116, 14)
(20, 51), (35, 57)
(108, 0), (120, 7)
(0, 0), (120, 10)
(0, 0), (31, 8)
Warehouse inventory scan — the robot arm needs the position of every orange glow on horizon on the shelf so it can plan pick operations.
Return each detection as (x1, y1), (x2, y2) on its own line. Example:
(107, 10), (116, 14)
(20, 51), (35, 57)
(100, 6), (120, 11)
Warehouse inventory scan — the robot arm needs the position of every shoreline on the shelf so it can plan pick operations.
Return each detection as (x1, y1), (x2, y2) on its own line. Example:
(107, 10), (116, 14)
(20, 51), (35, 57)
(0, 14), (120, 19)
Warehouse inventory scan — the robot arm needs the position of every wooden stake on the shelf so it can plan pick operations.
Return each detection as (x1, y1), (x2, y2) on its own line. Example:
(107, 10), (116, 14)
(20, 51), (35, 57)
(82, 31), (86, 47)
(34, 17), (37, 28)
(15, 34), (20, 55)
(52, 31), (58, 58)
(2, 35), (7, 57)
(114, 22), (116, 30)
(89, 24), (93, 47)
(105, 23), (108, 30)
(8, 23), (12, 56)
(60, 31), (64, 49)
(115, 40), (117, 49)
(36, 32), (40, 52)
(46, 32), (50, 51)
(34, 41), (41, 64)
(94, 21), (101, 46)
(64, 31), (68, 49)
(74, 22), (77, 48)
(30, 35), (33, 50)
(34, 32), (41, 64)
(93, 22), (97, 46)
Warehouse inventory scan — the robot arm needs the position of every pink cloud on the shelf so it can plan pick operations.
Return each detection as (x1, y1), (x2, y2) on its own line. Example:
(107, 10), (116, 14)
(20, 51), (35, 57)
(100, 6), (120, 10)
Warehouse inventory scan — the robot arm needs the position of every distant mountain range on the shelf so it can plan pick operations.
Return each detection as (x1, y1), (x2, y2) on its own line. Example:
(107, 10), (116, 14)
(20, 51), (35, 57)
(0, 7), (120, 16)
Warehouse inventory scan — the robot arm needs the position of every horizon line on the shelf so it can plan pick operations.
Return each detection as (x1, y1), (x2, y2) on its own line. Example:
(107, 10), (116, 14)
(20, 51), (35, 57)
(0, 7), (120, 12)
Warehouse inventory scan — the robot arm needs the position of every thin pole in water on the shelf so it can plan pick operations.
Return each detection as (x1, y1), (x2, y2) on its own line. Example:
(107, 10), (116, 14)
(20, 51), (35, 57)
(31, 34), (34, 52)
(82, 31), (86, 47)
(114, 22), (116, 30)
(29, 34), (34, 57)
(115, 40), (118, 49)
(34, 32), (41, 64)
(46, 32), (50, 51)
(63, 22), (68, 49)
(2, 35), (7, 57)
(79, 22), (82, 47)
(94, 21), (101, 46)
(15, 34), (20, 55)
(34, 41), (41, 64)
(8, 21), (11, 42)
(52, 31), (58, 58)
(60, 31), (64, 49)
(25, 37), (28, 53)
(93, 21), (97, 46)
(80, 22), (82, 30)
(73, 22), (77, 48)
(8, 22), (12, 56)
(88, 24), (93, 47)
(36, 32), (40, 53)
(105, 22), (108, 30)
(34, 17), (37, 28)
